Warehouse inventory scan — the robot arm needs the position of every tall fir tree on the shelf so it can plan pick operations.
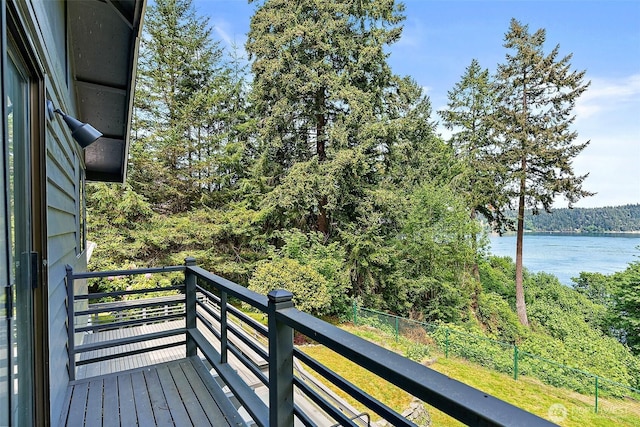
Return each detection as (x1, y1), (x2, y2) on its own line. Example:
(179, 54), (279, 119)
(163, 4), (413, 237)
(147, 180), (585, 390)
(494, 19), (592, 326)
(246, 0), (405, 236)
(439, 59), (511, 278)
(130, 0), (246, 212)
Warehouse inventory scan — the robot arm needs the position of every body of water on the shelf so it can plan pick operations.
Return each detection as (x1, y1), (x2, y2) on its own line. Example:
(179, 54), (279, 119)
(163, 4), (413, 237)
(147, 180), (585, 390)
(487, 233), (640, 286)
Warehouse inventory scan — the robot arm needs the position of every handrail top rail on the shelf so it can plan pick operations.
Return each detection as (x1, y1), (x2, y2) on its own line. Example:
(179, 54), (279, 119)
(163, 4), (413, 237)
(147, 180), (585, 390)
(276, 306), (556, 427)
(187, 265), (269, 311)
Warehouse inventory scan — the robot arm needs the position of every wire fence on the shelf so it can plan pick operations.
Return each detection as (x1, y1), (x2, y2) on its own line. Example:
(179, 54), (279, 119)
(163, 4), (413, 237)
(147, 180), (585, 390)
(352, 303), (640, 418)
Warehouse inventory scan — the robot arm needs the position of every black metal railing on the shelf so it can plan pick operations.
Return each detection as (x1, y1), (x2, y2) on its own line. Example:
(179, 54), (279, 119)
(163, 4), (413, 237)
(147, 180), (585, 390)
(65, 258), (556, 427)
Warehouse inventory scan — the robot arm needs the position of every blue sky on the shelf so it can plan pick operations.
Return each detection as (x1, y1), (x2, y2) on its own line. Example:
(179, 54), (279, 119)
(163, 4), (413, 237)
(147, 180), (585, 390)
(191, 0), (640, 208)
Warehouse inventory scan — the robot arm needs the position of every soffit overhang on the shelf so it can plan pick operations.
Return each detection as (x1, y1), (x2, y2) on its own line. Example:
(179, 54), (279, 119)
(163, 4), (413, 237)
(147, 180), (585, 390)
(68, 0), (145, 182)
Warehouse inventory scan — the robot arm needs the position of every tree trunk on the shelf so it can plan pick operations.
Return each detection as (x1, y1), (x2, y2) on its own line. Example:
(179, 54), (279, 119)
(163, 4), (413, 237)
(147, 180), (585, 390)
(318, 195), (329, 235)
(515, 166), (529, 326)
(316, 90), (329, 235)
(470, 208), (480, 280)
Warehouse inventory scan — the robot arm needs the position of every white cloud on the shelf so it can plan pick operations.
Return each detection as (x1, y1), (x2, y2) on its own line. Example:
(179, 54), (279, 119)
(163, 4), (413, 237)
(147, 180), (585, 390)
(571, 73), (640, 207)
(212, 20), (239, 48)
(576, 74), (640, 119)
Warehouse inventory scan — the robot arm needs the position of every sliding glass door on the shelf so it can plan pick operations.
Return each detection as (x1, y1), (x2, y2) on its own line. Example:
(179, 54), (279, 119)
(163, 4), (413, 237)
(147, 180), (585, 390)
(4, 36), (35, 427)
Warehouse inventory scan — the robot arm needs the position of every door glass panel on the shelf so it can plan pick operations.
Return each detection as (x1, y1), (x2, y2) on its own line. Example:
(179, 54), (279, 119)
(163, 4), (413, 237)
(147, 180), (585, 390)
(6, 47), (34, 427)
(0, 95), (8, 427)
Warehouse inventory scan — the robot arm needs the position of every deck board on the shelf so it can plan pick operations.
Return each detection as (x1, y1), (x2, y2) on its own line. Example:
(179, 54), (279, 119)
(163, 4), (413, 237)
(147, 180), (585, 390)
(66, 382), (89, 425)
(102, 375), (119, 427)
(60, 357), (240, 427)
(144, 368), (174, 426)
(155, 364), (192, 426)
(179, 359), (230, 426)
(85, 379), (104, 426)
(131, 370), (156, 427)
(116, 373), (137, 427)
(168, 361), (213, 426)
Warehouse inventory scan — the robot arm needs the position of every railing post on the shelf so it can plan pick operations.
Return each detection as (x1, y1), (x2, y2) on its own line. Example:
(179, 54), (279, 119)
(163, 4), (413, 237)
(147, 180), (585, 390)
(220, 291), (228, 364)
(445, 328), (450, 358)
(65, 265), (76, 381)
(513, 345), (519, 381)
(395, 316), (399, 342)
(595, 376), (599, 413)
(185, 257), (197, 357)
(353, 299), (358, 325)
(268, 289), (295, 427)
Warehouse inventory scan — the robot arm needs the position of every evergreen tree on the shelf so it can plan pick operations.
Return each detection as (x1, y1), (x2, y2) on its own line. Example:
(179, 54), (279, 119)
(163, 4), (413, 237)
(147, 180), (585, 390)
(440, 60), (510, 231)
(385, 76), (451, 189)
(246, 0), (405, 236)
(130, 0), (246, 212)
(494, 19), (593, 325)
(602, 262), (640, 355)
(439, 59), (511, 279)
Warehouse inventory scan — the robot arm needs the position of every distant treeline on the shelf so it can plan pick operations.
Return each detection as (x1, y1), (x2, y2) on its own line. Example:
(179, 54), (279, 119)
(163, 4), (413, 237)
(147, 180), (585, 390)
(508, 204), (640, 232)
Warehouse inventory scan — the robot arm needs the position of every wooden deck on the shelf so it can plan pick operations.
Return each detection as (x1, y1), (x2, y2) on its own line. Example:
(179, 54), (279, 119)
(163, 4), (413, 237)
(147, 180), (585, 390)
(75, 320), (186, 379)
(58, 357), (246, 427)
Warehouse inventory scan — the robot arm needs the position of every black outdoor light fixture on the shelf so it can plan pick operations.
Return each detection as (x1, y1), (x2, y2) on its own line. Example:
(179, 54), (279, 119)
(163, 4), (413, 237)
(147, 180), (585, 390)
(47, 100), (103, 148)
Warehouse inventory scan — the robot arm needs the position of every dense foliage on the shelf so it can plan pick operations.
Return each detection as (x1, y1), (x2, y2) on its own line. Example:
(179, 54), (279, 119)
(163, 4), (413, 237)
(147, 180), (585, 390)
(477, 257), (640, 389)
(86, 0), (639, 390)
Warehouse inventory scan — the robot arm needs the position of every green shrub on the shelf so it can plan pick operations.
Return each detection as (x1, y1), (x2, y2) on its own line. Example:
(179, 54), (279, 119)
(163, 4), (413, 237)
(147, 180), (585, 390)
(271, 230), (352, 316)
(477, 292), (525, 342)
(405, 342), (431, 362)
(248, 258), (331, 316)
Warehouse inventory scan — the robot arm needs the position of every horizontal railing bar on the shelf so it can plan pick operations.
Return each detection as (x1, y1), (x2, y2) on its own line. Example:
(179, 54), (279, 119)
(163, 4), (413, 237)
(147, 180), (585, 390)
(196, 300), (269, 363)
(75, 328), (186, 354)
(196, 285), (269, 339)
(70, 265), (185, 280)
(74, 284), (185, 300)
(188, 266), (268, 311)
(86, 294), (184, 309)
(292, 403), (316, 427)
(279, 307), (555, 427)
(293, 379), (360, 427)
(76, 340), (186, 366)
(228, 340), (269, 386)
(195, 310), (269, 386)
(75, 313), (185, 333)
(195, 310), (222, 341)
(227, 322), (269, 363)
(76, 296), (185, 316)
(188, 328), (269, 427)
(227, 304), (269, 338)
(295, 350), (408, 426)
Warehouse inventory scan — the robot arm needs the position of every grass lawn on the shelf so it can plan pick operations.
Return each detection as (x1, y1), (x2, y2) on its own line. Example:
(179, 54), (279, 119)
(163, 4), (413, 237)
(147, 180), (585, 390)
(299, 323), (640, 427)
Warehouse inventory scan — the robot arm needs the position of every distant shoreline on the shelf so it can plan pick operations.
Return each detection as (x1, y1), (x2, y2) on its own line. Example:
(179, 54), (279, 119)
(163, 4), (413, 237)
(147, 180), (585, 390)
(491, 230), (640, 236)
